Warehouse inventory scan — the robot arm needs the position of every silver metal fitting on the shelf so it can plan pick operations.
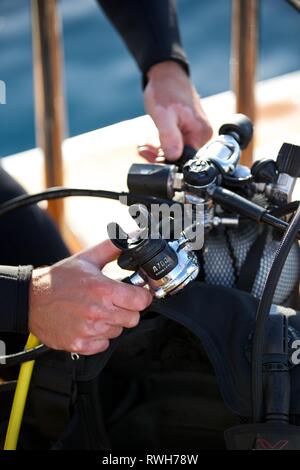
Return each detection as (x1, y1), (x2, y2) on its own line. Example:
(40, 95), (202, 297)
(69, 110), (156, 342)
(196, 134), (240, 175)
(266, 173), (297, 204)
(128, 239), (199, 299)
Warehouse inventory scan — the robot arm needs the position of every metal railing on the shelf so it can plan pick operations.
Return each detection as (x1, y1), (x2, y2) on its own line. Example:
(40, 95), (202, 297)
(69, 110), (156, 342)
(31, 0), (65, 229)
(231, 0), (258, 166)
(31, 0), (259, 228)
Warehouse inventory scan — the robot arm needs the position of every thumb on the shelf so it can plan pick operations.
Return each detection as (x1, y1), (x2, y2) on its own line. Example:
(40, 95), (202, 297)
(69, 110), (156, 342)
(77, 239), (121, 268)
(154, 107), (183, 161)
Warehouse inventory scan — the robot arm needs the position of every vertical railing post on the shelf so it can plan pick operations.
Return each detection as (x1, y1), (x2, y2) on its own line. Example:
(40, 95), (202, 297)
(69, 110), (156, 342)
(31, 0), (65, 228)
(231, 0), (258, 166)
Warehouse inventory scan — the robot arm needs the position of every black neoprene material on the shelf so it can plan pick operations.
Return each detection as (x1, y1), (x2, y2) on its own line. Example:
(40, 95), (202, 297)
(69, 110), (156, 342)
(67, 282), (300, 417)
(97, 0), (190, 87)
(0, 168), (70, 335)
(0, 265), (33, 334)
(24, 283), (300, 448)
(237, 227), (269, 293)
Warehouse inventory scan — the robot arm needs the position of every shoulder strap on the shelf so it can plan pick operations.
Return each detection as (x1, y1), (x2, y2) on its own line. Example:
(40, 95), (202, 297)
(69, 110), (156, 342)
(237, 227), (268, 293)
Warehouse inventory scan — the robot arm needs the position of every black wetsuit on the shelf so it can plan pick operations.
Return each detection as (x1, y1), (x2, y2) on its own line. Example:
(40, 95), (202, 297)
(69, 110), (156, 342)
(0, 0), (188, 335)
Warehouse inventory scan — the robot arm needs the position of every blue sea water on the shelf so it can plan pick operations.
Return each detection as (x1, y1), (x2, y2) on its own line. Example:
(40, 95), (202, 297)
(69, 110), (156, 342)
(0, 0), (299, 157)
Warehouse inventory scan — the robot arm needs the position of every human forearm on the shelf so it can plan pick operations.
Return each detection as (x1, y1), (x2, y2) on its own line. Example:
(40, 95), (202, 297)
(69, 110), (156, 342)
(97, 0), (189, 84)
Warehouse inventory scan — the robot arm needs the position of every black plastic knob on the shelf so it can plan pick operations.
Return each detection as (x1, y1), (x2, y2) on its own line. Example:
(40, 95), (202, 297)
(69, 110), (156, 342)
(127, 163), (174, 199)
(118, 252), (137, 271)
(183, 158), (219, 187)
(276, 143), (300, 177)
(118, 237), (177, 280)
(219, 114), (253, 150)
(251, 159), (278, 184)
(165, 144), (197, 171)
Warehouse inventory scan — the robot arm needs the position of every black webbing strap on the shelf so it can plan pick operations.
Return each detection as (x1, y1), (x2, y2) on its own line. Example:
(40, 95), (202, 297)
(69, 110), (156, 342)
(237, 227), (269, 293)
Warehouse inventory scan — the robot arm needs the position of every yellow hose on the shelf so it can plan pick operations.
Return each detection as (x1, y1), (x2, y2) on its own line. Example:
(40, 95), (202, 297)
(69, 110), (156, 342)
(4, 334), (40, 450)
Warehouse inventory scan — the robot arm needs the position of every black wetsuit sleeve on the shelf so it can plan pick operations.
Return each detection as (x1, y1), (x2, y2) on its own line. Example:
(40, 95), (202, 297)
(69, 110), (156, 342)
(0, 265), (33, 333)
(97, 0), (189, 85)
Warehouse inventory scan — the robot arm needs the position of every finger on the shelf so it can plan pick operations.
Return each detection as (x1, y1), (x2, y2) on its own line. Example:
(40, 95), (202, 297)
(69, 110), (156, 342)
(86, 296), (144, 328)
(80, 338), (110, 356)
(137, 144), (160, 162)
(183, 128), (211, 149)
(104, 306), (141, 329)
(111, 281), (153, 311)
(183, 118), (213, 150)
(87, 323), (123, 340)
(78, 239), (121, 268)
(105, 325), (123, 339)
(154, 108), (183, 161)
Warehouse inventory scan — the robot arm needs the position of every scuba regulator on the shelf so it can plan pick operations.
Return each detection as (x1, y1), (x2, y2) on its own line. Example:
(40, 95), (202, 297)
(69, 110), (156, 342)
(2, 113), (300, 450)
(107, 207), (199, 299)
(119, 114), (300, 303)
(108, 114), (255, 299)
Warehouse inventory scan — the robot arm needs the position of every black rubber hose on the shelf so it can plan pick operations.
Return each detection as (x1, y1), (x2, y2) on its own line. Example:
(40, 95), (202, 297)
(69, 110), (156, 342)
(209, 186), (300, 239)
(270, 201), (299, 218)
(252, 202), (300, 422)
(0, 344), (50, 367)
(0, 187), (179, 217)
(0, 187), (182, 366)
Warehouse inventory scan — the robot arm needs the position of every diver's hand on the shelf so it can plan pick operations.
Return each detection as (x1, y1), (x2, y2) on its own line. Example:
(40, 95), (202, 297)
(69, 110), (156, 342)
(143, 61), (212, 161)
(28, 240), (152, 355)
